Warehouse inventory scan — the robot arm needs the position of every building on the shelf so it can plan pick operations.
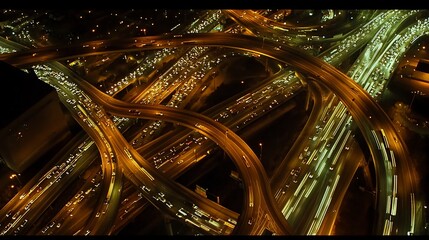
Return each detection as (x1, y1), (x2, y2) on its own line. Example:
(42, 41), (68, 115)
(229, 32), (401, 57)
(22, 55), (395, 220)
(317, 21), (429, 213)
(0, 61), (71, 173)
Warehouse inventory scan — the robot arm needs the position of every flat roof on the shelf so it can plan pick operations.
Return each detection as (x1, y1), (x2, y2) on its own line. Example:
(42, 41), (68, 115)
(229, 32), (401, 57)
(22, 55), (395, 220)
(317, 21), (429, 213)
(416, 59), (429, 74)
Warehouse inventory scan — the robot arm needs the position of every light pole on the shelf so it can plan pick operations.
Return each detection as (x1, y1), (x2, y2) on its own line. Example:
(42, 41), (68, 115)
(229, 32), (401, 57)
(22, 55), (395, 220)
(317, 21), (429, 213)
(10, 173), (22, 186)
(410, 91), (416, 109)
(259, 143), (263, 161)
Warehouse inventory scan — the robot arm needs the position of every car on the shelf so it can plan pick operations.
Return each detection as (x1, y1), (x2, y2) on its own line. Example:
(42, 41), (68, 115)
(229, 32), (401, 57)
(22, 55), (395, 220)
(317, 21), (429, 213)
(12, 211), (20, 220)
(293, 176), (298, 183)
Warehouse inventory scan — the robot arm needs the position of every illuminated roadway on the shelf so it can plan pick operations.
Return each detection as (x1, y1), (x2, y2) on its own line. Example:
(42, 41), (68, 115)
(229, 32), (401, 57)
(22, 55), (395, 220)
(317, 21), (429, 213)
(223, 10), (378, 44)
(0, 23), (421, 235)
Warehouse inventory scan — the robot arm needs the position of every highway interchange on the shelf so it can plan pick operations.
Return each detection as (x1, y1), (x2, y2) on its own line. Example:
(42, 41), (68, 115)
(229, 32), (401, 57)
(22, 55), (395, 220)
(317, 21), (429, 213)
(0, 9), (428, 235)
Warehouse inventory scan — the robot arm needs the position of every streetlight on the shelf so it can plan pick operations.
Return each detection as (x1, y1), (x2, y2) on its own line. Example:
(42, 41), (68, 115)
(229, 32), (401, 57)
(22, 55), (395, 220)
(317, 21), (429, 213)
(259, 143), (263, 161)
(10, 173), (22, 185)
